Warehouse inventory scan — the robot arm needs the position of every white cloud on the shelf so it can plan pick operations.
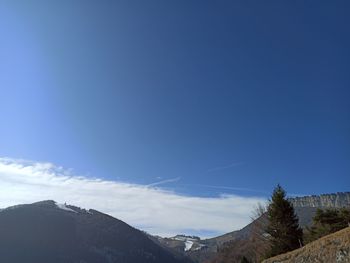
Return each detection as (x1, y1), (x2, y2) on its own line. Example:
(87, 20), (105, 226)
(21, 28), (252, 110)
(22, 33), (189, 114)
(0, 157), (265, 238)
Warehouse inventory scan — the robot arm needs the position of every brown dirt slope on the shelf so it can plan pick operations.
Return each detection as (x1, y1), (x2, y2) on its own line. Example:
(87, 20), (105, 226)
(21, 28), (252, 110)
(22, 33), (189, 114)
(263, 227), (350, 263)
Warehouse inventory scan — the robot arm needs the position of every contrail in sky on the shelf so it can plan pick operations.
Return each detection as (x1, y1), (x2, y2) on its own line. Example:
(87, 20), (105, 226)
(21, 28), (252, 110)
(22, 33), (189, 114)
(147, 177), (181, 187)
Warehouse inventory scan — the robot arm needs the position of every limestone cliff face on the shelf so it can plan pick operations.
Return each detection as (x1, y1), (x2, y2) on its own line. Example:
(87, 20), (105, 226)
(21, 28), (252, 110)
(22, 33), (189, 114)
(289, 192), (350, 208)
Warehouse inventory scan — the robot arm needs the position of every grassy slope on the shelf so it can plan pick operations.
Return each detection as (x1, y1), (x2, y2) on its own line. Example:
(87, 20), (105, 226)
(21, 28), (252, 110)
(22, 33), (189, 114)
(263, 227), (350, 263)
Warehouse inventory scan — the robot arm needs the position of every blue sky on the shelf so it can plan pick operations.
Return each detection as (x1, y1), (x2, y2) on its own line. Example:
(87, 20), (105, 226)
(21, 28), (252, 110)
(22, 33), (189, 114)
(0, 0), (349, 232)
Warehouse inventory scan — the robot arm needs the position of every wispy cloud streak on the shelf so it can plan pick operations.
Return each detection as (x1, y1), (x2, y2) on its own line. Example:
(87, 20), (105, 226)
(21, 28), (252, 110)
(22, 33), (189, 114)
(147, 177), (181, 187)
(0, 157), (265, 237)
(197, 184), (269, 194)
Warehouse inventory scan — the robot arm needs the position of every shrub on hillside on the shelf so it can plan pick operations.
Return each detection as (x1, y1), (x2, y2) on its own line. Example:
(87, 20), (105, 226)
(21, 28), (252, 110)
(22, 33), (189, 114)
(304, 207), (350, 243)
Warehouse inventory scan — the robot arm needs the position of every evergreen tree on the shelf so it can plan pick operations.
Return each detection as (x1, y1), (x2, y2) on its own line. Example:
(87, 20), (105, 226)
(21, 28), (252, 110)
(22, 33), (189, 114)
(265, 185), (303, 257)
(305, 208), (350, 243)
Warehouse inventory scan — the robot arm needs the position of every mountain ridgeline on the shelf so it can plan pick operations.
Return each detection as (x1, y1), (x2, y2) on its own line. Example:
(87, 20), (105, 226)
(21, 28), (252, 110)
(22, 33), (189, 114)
(0, 192), (349, 263)
(289, 192), (350, 208)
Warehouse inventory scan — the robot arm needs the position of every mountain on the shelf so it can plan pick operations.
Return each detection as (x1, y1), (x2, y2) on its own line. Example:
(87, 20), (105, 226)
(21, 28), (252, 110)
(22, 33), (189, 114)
(289, 192), (350, 208)
(207, 192), (350, 263)
(0, 200), (192, 263)
(154, 235), (206, 253)
(154, 211), (262, 262)
(3, 193), (347, 263)
(158, 192), (350, 263)
(152, 235), (212, 262)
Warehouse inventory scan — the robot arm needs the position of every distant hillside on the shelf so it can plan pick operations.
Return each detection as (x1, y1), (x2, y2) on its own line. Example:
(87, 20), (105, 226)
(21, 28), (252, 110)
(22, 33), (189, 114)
(153, 228), (253, 263)
(162, 192), (350, 263)
(0, 200), (191, 263)
(262, 227), (350, 263)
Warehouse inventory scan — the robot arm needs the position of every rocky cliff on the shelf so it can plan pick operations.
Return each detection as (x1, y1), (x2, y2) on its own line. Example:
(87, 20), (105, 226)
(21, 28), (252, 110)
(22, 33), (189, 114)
(290, 192), (350, 208)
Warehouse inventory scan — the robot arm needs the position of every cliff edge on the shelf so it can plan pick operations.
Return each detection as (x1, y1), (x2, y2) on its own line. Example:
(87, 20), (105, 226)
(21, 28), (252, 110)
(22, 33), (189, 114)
(289, 192), (350, 208)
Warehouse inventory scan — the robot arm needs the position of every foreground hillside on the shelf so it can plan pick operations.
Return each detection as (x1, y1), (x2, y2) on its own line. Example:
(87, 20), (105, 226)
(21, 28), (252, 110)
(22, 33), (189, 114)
(263, 227), (350, 263)
(0, 200), (191, 263)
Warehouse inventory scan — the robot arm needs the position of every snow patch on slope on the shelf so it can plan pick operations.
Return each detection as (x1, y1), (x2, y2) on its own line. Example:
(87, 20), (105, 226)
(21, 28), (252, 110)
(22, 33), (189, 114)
(172, 235), (199, 251)
(184, 240), (194, 251)
(55, 202), (77, 213)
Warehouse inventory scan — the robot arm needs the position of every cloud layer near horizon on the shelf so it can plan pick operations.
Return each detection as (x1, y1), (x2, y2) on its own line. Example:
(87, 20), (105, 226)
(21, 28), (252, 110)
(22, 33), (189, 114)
(0, 157), (265, 237)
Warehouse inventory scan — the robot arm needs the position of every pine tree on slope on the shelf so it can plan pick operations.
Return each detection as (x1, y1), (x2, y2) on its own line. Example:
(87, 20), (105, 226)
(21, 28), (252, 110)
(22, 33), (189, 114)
(266, 185), (303, 258)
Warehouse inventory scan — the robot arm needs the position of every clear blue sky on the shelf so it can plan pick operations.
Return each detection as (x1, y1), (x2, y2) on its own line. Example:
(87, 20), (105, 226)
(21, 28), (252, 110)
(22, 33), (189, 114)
(1, 1), (349, 198)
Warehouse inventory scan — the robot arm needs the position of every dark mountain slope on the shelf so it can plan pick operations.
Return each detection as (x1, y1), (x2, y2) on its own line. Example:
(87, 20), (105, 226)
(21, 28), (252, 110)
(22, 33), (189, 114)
(0, 200), (191, 263)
